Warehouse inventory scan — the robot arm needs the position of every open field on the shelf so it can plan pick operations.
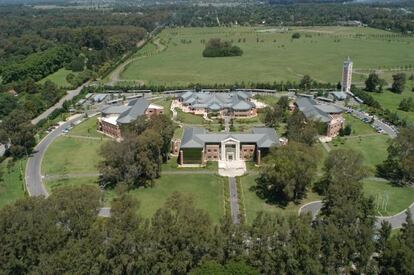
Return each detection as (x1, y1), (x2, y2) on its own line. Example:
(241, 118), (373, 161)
(119, 26), (414, 86)
(343, 114), (377, 136)
(239, 174), (322, 224)
(0, 159), (26, 208)
(38, 68), (78, 88)
(330, 134), (390, 171)
(70, 116), (107, 138)
(363, 179), (414, 216)
(42, 136), (105, 176)
(129, 174), (225, 223)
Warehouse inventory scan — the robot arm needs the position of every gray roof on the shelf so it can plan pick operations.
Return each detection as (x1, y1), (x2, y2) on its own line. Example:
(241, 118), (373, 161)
(101, 105), (130, 115)
(179, 91), (255, 111)
(117, 98), (150, 124)
(331, 91), (347, 100)
(181, 127), (279, 149)
(295, 96), (343, 123)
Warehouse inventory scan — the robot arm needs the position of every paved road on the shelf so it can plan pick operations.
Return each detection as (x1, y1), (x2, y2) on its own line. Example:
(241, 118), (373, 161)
(347, 108), (398, 138)
(228, 177), (240, 224)
(299, 201), (414, 229)
(31, 82), (89, 125)
(25, 115), (84, 196)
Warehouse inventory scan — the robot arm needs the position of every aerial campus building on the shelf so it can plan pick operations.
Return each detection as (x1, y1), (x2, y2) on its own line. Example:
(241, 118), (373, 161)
(174, 90), (258, 118)
(97, 98), (164, 138)
(174, 127), (282, 166)
(342, 57), (353, 93)
(295, 95), (345, 138)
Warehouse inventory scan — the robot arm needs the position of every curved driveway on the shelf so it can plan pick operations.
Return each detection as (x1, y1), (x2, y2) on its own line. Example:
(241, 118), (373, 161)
(299, 201), (414, 229)
(25, 115), (83, 197)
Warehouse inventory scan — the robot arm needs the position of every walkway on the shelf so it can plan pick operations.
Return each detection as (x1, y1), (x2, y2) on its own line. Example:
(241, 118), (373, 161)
(228, 177), (240, 224)
(299, 201), (414, 229)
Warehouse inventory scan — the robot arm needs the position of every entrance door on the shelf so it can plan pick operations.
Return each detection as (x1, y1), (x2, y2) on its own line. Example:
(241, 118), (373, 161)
(227, 152), (235, 161)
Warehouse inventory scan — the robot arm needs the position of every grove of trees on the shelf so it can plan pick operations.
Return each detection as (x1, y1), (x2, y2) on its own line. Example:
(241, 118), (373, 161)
(202, 38), (243, 58)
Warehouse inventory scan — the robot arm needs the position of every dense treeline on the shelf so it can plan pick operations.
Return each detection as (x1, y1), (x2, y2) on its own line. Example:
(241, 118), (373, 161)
(0, 182), (412, 274)
(171, 4), (414, 33)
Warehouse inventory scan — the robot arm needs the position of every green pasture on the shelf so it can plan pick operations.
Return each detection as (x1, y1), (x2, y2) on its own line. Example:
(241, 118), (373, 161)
(119, 26), (414, 86)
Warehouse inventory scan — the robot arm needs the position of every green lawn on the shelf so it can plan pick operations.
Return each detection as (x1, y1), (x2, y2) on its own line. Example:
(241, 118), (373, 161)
(330, 134), (390, 171)
(119, 26), (414, 86)
(69, 117), (107, 138)
(371, 83), (414, 124)
(128, 174), (225, 223)
(42, 136), (105, 176)
(239, 174), (322, 224)
(176, 109), (205, 124)
(161, 157), (218, 172)
(151, 97), (172, 118)
(363, 179), (414, 216)
(0, 158), (27, 209)
(38, 68), (78, 88)
(343, 114), (377, 136)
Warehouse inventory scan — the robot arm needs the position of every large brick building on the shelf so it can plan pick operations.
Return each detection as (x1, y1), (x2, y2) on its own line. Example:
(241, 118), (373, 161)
(176, 127), (280, 165)
(295, 96), (345, 138)
(97, 98), (164, 138)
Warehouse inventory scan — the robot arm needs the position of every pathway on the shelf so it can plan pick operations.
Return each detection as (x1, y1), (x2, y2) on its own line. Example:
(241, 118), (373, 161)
(299, 201), (414, 229)
(228, 177), (240, 224)
(31, 82), (89, 125)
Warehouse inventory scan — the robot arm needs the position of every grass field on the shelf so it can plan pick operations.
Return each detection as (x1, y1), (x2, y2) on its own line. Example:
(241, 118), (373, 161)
(42, 136), (105, 176)
(239, 174), (322, 223)
(119, 26), (414, 86)
(363, 179), (414, 216)
(343, 114), (377, 136)
(330, 134), (389, 171)
(70, 117), (107, 138)
(0, 158), (26, 209)
(39, 68), (78, 88)
(176, 109), (205, 124)
(128, 174), (225, 223)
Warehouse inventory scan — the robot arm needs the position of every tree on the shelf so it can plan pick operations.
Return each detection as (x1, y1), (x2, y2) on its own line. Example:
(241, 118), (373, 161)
(377, 126), (414, 185)
(339, 124), (352, 136)
(391, 73), (407, 94)
(365, 72), (380, 92)
(287, 110), (318, 146)
(378, 211), (414, 274)
(316, 178), (376, 273)
(0, 109), (36, 159)
(315, 148), (368, 195)
(202, 38), (243, 58)
(254, 142), (319, 204)
(398, 97), (414, 112)
(0, 93), (19, 119)
(299, 75), (312, 90)
(190, 260), (259, 275)
(292, 32), (301, 39)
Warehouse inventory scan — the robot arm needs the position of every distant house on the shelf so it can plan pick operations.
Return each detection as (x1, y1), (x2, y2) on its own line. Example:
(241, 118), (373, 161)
(175, 127), (280, 165)
(295, 96), (345, 138)
(175, 91), (257, 118)
(97, 98), (164, 138)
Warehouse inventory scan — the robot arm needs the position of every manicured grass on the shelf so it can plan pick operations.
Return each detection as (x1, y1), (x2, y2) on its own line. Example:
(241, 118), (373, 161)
(363, 179), (414, 216)
(120, 26), (414, 86)
(128, 174), (225, 223)
(69, 116), (107, 138)
(176, 109), (205, 124)
(343, 114), (376, 136)
(0, 158), (27, 209)
(42, 136), (105, 175)
(38, 68), (78, 88)
(161, 157), (218, 172)
(330, 134), (390, 171)
(173, 126), (184, 139)
(239, 174), (322, 224)
(253, 95), (278, 106)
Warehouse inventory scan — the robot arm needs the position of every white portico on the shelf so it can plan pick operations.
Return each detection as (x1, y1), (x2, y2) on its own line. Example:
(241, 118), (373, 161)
(220, 137), (240, 161)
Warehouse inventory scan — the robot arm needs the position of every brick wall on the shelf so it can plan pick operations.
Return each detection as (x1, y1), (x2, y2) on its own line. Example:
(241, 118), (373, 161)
(240, 144), (256, 160)
(205, 144), (220, 161)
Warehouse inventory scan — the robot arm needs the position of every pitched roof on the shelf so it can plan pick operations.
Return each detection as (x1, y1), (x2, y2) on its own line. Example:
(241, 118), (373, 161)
(180, 127), (279, 149)
(295, 96), (343, 123)
(117, 98), (150, 124)
(179, 91), (255, 111)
